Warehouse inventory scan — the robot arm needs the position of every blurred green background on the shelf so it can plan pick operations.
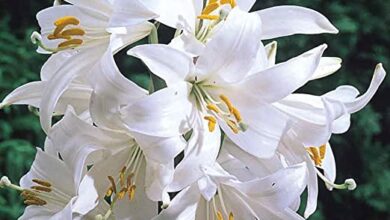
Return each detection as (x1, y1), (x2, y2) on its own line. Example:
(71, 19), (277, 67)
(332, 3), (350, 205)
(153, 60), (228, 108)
(0, 0), (388, 219)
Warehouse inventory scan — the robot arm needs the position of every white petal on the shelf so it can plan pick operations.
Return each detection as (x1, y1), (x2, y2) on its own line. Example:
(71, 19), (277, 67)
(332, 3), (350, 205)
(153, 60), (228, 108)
(144, 159), (175, 201)
(152, 185), (200, 220)
(120, 82), (194, 137)
(341, 63), (386, 114)
(222, 138), (284, 178)
(134, 133), (186, 164)
(108, 0), (157, 28)
(141, 0), (198, 31)
(20, 148), (76, 213)
(1, 81), (44, 108)
(322, 143), (336, 190)
(311, 57), (342, 80)
(19, 206), (56, 220)
(169, 31), (205, 57)
(64, 0), (112, 17)
(256, 6), (338, 40)
(108, 22), (154, 53)
(168, 112), (221, 191)
(241, 44), (327, 103)
(236, 0), (256, 11)
(235, 162), (307, 210)
(128, 44), (194, 86)
(304, 157), (318, 218)
(49, 108), (132, 185)
(216, 89), (289, 158)
(89, 50), (147, 130)
(39, 45), (106, 133)
(195, 8), (262, 84)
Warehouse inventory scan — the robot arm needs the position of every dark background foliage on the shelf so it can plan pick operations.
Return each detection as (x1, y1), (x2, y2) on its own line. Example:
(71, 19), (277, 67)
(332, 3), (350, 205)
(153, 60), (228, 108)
(0, 0), (388, 219)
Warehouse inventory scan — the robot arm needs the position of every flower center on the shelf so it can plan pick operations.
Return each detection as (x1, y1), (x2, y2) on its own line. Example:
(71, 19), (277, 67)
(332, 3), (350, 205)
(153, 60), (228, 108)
(192, 84), (247, 134)
(48, 16), (86, 49)
(101, 146), (144, 220)
(195, 0), (236, 42)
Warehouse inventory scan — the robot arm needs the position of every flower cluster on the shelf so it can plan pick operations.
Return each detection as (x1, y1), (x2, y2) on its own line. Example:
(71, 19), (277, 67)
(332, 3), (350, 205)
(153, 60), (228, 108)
(0, 0), (386, 219)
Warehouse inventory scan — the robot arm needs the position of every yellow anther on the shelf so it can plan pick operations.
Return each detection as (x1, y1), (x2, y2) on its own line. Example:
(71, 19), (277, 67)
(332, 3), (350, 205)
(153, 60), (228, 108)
(107, 176), (117, 194)
(47, 33), (71, 40)
(32, 179), (51, 188)
(227, 120), (239, 134)
(307, 147), (322, 166)
(207, 103), (221, 113)
(30, 186), (52, 193)
(231, 107), (242, 122)
(54, 16), (80, 27)
(202, 2), (220, 15)
(118, 188), (127, 200)
(24, 198), (47, 206)
(120, 166), (127, 187)
(221, 0), (236, 7)
(61, 28), (86, 37)
(197, 14), (220, 20)
(229, 212), (234, 220)
(204, 116), (217, 132)
(58, 39), (83, 48)
(204, 116), (217, 123)
(209, 0), (219, 3)
(128, 185), (136, 200)
(105, 186), (113, 197)
(127, 174), (134, 188)
(217, 211), (224, 220)
(319, 144), (326, 160)
(219, 95), (234, 112)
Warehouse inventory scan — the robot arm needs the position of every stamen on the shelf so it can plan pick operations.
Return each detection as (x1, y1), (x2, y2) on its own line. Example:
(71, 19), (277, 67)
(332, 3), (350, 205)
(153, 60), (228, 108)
(198, 14), (220, 20)
(24, 198), (47, 206)
(217, 211), (224, 220)
(307, 147), (322, 166)
(107, 176), (117, 194)
(120, 166), (127, 187)
(202, 2), (220, 15)
(227, 120), (239, 134)
(31, 185), (52, 193)
(231, 107), (242, 122)
(58, 39), (83, 49)
(219, 95), (234, 112)
(207, 103), (221, 113)
(128, 185), (136, 200)
(54, 16), (80, 27)
(47, 33), (71, 40)
(61, 28), (86, 37)
(105, 186), (113, 197)
(32, 179), (52, 187)
(229, 212), (234, 220)
(204, 116), (217, 132)
(117, 188), (127, 200)
(319, 144), (326, 160)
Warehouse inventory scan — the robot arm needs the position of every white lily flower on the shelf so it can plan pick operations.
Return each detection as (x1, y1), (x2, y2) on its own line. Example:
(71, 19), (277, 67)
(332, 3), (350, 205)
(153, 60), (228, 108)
(47, 105), (185, 217)
(0, 0), (157, 133)
(155, 162), (307, 220)
(123, 8), (327, 191)
(140, 0), (338, 55)
(0, 148), (110, 219)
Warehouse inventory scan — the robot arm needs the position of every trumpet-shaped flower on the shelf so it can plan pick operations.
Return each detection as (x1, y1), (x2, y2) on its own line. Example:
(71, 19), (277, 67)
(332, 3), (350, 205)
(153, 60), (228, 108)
(141, 0), (338, 55)
(154, 162), (307, 220)
(0, 0), (157, 133)
(123, 8), (327, 190)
